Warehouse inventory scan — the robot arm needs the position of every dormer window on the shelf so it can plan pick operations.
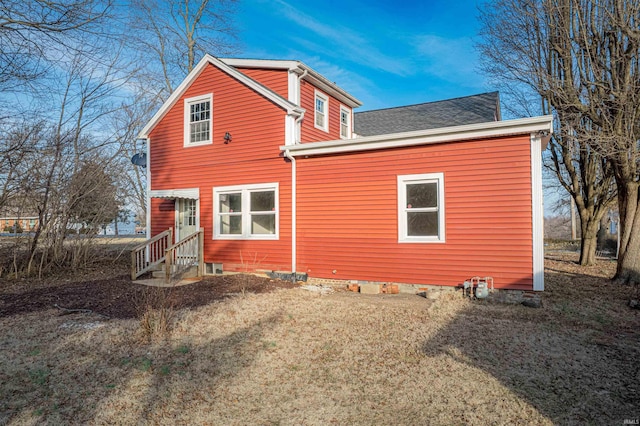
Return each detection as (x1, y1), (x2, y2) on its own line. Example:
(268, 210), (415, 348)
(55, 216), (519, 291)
(340, 106), (351, 139)
(184, 94), (213, 146)
(314, 91), (328, 132)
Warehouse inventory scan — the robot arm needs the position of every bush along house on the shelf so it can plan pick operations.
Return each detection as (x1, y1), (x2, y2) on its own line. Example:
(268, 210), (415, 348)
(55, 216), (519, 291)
(131, 54), (552, 302)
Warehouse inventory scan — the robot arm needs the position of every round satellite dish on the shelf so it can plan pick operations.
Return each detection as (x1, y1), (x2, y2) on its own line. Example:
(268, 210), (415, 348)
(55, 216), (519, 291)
(131, 152), (147, 167)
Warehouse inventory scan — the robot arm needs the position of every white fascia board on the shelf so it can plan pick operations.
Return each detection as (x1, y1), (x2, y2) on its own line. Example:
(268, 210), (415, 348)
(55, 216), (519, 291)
(150, 188), (200, 199)
(221, 58), (362, 109)
(281, 115), (554, 157)
(138, 55), (302, 139)
(220, 58), (300, 70)
(300, 67), (362, 108)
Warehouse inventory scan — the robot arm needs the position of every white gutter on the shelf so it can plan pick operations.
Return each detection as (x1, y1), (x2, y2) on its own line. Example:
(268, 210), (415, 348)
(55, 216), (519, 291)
(281, 115), (554, 157)
(284, 149), (297, 276)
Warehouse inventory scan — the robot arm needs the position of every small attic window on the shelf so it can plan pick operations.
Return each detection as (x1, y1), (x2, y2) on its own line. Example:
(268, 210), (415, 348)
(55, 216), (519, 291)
(184, 94), (213, 147)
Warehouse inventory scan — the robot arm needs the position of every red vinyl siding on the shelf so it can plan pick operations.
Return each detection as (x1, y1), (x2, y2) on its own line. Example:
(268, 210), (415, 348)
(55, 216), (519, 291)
(296, 136), (534, 290)
(148, 63), (292, 272)
(299, 80), (344, 142)
(150, 198), (175, 241)
(234, 68), (289, 100)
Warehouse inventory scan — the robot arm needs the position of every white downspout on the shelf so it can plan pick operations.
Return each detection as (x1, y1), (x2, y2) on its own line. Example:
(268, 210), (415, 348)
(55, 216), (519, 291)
(283, 67), (307, 277)
(284, 149), (297, 276)
(145, 137), (151, 242)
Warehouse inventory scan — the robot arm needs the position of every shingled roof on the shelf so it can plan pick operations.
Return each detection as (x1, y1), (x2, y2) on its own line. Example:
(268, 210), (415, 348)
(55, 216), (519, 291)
(354, 92), (501, 137)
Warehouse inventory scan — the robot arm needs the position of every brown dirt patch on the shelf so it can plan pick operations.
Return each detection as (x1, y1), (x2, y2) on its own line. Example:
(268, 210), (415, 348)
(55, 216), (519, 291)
(0, 269), (297, 319)
(1, 250), (639, 425)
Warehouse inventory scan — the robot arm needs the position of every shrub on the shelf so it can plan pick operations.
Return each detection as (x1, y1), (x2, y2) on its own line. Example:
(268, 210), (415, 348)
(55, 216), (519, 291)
(3, 224), (23, 233)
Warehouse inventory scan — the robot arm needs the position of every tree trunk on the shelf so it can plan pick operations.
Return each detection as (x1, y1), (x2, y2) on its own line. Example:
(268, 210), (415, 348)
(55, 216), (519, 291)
(614, 182), (640, 284)
(596, 212), (610, 250)
(579, 220), (599, 266)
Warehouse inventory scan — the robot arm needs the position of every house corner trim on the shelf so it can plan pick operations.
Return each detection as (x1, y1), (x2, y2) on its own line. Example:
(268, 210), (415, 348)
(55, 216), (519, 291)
(531, 134), (544, 291)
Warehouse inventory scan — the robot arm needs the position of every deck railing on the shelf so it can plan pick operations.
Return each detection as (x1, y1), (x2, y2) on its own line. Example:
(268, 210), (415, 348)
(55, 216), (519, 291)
(164, 228), (204, 282)
(130, 228), (173, 280)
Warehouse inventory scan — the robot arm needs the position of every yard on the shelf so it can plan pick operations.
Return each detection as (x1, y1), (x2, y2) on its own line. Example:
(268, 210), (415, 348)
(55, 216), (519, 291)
(0, 248), (639, 425)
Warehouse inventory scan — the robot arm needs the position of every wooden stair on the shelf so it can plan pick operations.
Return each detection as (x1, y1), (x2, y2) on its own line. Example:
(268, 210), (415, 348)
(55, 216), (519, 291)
(131, 227), (204, 284)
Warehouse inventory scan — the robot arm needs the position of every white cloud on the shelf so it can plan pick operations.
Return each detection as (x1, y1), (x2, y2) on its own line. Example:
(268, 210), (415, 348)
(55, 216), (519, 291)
(412, 34), (485, 87)
(270, 0), (412, 77)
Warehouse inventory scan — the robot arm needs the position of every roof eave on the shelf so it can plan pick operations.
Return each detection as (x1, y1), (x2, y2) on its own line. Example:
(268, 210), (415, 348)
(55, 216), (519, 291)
(281, 115), (553, 156)
(221, 58), (362, 109)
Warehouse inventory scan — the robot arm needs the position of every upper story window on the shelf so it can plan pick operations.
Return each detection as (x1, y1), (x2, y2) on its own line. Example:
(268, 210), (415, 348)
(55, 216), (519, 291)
(214, 183), (279, 240)
(184, 94), (213, 147)
(314, 90), (328, 132)
(340, 106), (351, 139)
(397, 173), (445, 243)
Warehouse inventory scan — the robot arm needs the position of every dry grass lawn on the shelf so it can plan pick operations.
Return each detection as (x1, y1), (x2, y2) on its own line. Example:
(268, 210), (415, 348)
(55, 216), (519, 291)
(1, 253), (639, 425)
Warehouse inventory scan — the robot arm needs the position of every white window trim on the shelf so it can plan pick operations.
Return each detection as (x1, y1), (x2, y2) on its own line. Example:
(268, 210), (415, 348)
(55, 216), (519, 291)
(397, 173), (445, 243)
(213, 182), (279, 240)
(314, 90), (329, 132)
(340, 105), (352, 139)
(184, 93), (213, 147)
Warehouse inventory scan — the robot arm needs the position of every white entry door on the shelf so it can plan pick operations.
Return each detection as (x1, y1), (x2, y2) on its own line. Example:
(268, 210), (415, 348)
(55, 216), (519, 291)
(176, 198), (198, 241)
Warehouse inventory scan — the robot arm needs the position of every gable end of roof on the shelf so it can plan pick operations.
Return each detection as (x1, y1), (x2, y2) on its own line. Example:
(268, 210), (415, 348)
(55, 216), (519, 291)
(138, 55), (303, 139)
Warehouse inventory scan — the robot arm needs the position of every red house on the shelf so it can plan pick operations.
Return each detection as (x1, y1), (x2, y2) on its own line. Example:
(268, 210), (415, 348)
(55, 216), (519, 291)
(134, 54), (552, 297)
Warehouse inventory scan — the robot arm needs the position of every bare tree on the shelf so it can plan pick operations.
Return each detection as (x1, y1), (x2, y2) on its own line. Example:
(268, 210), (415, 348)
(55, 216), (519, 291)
(478, 0), (640, 282)
(0, 121), (42, 211)
(546, 117), (617, 264)
(0, 0), (112, 90)
(127, 0), (238, 99)
(110, 94), (153, 226)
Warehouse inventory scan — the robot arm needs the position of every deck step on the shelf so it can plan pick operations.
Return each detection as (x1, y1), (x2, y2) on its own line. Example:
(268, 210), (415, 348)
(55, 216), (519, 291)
(151, 265), (198, 280)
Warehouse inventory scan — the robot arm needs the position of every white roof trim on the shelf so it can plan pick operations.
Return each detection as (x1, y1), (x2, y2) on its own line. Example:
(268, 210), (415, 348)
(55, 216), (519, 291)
(138, 55), (303, 139)
(221, 58), (362, 108)
(281, 115), (553, 157)
(150, 188), (200, 199)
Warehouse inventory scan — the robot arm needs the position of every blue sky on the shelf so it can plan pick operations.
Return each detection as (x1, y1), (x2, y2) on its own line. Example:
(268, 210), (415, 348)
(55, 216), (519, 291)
(235, 0), (488, 112)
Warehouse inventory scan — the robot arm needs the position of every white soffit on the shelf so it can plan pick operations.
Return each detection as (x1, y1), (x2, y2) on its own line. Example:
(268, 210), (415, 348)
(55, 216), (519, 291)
(281, 115), (554, 156)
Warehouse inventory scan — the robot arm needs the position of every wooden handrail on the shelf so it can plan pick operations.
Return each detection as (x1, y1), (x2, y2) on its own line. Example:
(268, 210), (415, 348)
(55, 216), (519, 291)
(131, 228), (172, 252)
(130, 228), (173, 280)
(163, 228), (203, 283)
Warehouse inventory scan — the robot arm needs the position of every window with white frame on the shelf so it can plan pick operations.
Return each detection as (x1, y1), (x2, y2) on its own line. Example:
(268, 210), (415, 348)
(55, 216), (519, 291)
(214, 183), (279, 239)
(340, 106), (351, 139)
(398, 173), (445, 243)
(314, 91), (328, 132)
(184, 94), (212, 146)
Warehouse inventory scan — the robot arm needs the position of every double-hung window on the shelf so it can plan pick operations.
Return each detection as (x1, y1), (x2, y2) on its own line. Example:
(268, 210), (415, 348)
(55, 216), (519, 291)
(314, 91), (328, 132)
(398, 173), (445, 243)
(214, 183), (279, 240)
(340, 106), (351, 139)
(184, 94), (212, 146)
